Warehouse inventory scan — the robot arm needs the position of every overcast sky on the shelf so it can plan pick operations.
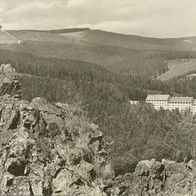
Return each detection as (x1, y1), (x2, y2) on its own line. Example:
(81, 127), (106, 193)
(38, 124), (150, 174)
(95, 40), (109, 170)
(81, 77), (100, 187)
(0, 0), (196, 38)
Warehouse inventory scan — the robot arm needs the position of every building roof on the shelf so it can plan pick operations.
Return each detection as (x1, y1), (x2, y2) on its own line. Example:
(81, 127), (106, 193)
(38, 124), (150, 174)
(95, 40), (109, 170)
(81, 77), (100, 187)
(169, 97), (194, 103)
(146, 94), (170, 101)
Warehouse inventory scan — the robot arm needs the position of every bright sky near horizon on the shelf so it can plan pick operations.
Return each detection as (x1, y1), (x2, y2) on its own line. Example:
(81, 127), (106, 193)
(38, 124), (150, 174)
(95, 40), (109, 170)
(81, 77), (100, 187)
(0, 0), (196, 38)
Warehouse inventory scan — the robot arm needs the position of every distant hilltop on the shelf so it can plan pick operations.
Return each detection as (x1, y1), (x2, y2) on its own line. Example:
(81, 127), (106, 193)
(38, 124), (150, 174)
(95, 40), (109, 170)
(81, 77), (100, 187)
(20, 27), (91, 34)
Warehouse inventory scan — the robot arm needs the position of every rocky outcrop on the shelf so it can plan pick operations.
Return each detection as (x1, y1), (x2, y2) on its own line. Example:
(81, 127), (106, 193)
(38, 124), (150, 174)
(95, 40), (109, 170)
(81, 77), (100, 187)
(110, 159), (196, 196)
(0, 64), (113, 195)
(0, 97), (114, 195)
(0, 64), (21, 98)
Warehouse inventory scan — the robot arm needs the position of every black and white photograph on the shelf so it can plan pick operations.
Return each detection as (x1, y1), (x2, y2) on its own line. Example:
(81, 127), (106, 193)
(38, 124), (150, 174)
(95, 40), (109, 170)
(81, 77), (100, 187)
(0, 0), (196, 195)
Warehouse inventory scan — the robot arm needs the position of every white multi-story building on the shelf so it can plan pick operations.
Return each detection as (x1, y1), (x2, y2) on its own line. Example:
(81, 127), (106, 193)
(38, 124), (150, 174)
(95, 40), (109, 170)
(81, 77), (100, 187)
(168, 97), (194, 112)
(193, 100), (196, 115)
(146, 94), (170, 110)
(145, 94), (196, 114)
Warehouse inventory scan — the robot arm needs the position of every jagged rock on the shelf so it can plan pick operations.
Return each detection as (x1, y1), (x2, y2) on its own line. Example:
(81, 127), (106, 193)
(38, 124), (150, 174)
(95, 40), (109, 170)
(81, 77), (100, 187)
(0, 173), (14, 194)
(0, 64), (21, 98)
(8, 177), (33, 195)
(115, 159), (196, 196)
(0, 64), (112, 195)
(0, 97), (109, 195)
(52, 169), (72, 195)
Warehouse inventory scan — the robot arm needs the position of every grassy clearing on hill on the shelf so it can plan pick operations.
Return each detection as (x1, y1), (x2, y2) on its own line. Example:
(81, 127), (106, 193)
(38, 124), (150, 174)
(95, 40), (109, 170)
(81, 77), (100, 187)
(0, 30), (19, 44)
(158, 59), (196, 80)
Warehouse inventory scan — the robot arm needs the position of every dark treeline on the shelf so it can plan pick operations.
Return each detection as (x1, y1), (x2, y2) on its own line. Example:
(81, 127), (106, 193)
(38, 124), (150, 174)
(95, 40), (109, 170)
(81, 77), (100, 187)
(2, 48), (196, 174)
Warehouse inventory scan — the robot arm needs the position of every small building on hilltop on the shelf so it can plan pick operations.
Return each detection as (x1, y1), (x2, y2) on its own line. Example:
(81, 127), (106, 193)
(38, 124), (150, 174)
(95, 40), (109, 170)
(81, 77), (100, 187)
(146, 94), (170, 110)
(168, 97), (194, 112)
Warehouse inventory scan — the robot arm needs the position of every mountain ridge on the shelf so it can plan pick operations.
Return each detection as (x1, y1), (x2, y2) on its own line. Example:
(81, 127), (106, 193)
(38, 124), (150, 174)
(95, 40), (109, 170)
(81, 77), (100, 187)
(1, 28), (196, 77)
(6, 27), (196, 39)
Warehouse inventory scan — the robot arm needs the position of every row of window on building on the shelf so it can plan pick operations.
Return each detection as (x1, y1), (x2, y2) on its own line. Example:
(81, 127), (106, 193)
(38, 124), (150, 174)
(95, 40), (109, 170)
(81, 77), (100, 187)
(145, 94), (196, 114)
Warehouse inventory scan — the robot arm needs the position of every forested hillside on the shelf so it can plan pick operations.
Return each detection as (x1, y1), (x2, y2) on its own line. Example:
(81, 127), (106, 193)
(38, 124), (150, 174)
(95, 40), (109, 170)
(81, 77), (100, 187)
(1, 29), (195, 76)
(0, 41), (168, 76)
(1, 29), (196, 174)
(1, 46), (196, 174)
